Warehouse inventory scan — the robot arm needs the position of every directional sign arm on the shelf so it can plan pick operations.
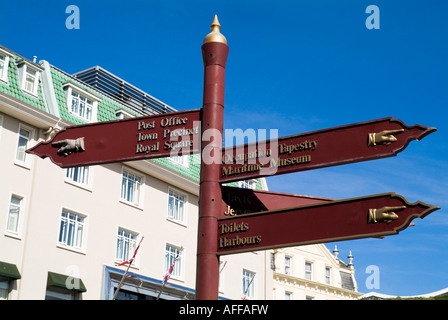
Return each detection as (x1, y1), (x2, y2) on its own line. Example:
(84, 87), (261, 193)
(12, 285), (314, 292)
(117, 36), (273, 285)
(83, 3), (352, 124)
(26, 109), (201, 168)
(220, 117), (436, 183)
(217, 193), (439, 255)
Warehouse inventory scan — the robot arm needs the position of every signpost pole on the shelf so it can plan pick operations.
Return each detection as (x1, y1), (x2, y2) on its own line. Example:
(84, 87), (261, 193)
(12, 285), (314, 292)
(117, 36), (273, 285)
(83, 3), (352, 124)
(195, 15), (229, 300)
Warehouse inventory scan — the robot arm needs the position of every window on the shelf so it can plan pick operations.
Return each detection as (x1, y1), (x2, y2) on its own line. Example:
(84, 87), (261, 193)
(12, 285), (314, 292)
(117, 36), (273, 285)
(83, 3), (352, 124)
(0, 54), (6, 80)
(168, 189), (186, 223)
(165, 245), (182, 279)
(325, 267), (331, 285)
(242, 270), (255, 299)
(120, 169), (143, 206)
(58, 209), (85, 251)
(285, 256), (292, 275)
(116, 228), (138, 264)
(285, 291), (292, 300)
(45, 288), (76, 300)
(66, 166), (90, 186)
(17, 60), (41, 96)
(305, 262), (313, 281)
(116, 109), (134, 119)
(270, 253), (276, 271)
(114, 289), (155, 300)
(6, 195), (22, 234)
(70, 91), (93, 121)
(16, 125), (32, 164)
(24, 68), (37, 93)
(169, 155), (189, 167)
(63, 82), (100, 123)
(0, 278), (9, 300)
(0, 50), (10, 83)
(239, 180), (256, 189)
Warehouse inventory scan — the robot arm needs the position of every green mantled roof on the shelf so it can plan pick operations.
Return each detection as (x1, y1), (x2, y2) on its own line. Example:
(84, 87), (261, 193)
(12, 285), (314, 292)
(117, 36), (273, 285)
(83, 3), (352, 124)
(0, 55), (46, 112)
(49, 66), (140, 125)
(152, 155), (201, 182)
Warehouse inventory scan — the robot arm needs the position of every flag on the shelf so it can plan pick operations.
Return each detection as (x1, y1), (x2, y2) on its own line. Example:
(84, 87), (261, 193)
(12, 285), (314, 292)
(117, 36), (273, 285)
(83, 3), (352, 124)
(163, 252), (180, 285)
(116, 237), (144, 267)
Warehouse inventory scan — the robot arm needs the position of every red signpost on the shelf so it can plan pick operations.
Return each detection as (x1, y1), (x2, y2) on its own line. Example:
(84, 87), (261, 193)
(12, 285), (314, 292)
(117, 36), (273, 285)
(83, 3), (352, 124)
(220, 117), (436, 183)
(217, 193), (439, 255)
(195, 16), (229, 300)
(26, 109), (201, 168)
(25, 16), (439, 300)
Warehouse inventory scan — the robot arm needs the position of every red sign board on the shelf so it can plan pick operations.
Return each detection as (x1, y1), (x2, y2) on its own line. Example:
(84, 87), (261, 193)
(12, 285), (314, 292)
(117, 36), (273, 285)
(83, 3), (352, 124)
(220, 117), (436, 183)
(26, 109), (201, 168)
(217, 193), (439, 255)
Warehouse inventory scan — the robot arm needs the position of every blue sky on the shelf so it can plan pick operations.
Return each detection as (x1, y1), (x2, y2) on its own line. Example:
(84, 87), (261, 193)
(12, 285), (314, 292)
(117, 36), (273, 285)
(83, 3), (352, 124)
(1, 0), (447, 296)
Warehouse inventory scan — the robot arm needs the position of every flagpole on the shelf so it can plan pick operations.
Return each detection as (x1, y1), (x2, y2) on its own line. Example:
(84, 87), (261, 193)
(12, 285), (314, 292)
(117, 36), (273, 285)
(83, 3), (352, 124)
(112, 258), (133, 300)
(156, 280), (167, 300)
(112, 236), (144, 300)
(242, 274), (255, 300)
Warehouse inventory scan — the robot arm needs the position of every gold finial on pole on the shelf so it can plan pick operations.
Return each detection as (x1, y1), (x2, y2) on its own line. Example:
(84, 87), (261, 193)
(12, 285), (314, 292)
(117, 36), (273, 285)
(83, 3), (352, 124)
(203, 15), (227, 45)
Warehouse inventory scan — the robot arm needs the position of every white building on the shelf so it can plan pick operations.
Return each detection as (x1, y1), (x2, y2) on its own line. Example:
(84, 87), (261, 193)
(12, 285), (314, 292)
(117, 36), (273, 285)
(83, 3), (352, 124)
(271, 245), (361, 300)
(0, 44), (359, 300)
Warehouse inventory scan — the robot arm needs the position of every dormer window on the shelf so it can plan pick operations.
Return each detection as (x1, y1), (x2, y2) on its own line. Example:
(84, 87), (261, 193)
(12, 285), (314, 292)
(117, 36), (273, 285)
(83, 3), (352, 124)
(24, 68), (37, 93)
(239, 179), (257, 189)
(0, 48), (12, 83)
(71, 91), (93, 121)
(115, 109), (134, 119)
(16, 59), (42, 97)
(63, 82), (100, 123)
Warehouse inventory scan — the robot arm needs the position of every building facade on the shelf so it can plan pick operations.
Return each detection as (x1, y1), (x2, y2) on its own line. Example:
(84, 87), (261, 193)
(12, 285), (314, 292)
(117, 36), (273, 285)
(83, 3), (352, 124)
(270, 245), (361, 300)
(0, 44), (359, 300)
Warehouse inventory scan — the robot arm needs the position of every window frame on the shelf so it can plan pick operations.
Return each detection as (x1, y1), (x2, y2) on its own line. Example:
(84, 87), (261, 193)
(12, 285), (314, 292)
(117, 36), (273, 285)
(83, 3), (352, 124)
(284, 256), (292, 275)
(45, 287), (77, 300)
(167, 187), (187, 225)
(242, 269), (255, 299)
(63, 82), (100, 123)
(0, 48), (12, 83)
(238, 179), (257, 189)
(305, 261), (313, 281)
(115, 227), (140, 267)
(17, 59), (42, 97)
(120, 167), (145, 209)
(14, 123), (35, 169)
(164, 244), (183, 281)
(5, 193), (25, 238)
(57, 208), (87, 253)
(65, 166), (92, 191)
(169, 155), (189, 168)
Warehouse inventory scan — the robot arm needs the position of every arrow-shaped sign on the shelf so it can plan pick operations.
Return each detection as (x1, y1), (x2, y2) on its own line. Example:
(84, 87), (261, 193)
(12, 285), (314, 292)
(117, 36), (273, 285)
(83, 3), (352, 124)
(26, 109), (201, 168)
(220, 117), (436, 183)
(217, 193), (439, 255)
